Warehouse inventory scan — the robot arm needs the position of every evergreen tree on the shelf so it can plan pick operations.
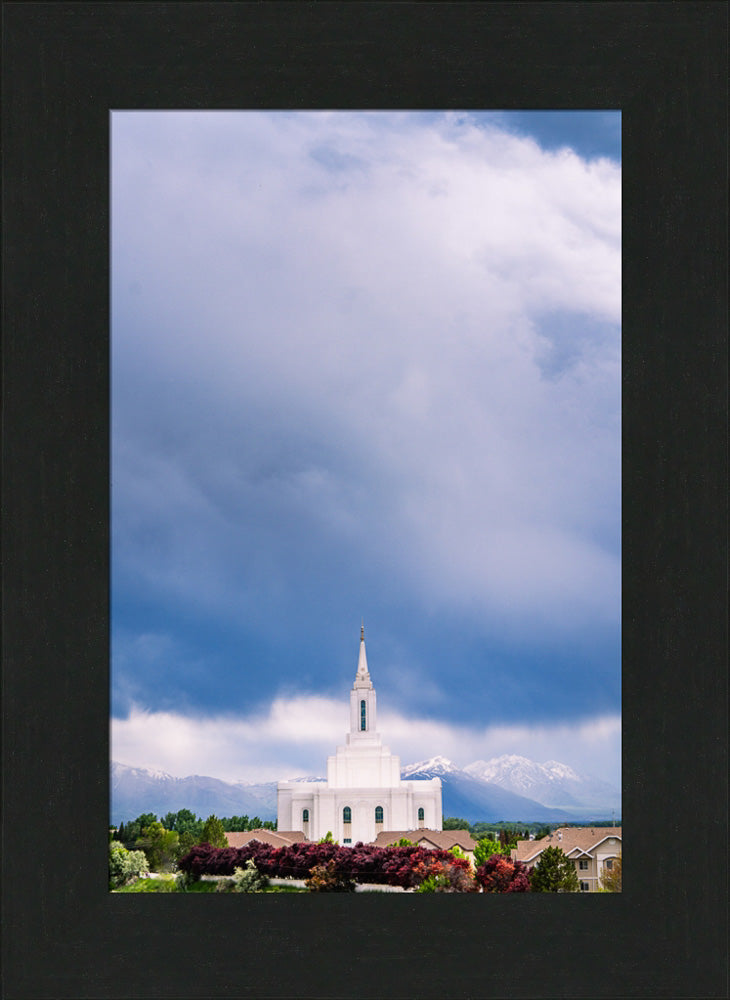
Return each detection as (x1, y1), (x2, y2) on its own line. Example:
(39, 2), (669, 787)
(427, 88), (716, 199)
(199, 814), (228, 848)
(529, 846), (580, 892)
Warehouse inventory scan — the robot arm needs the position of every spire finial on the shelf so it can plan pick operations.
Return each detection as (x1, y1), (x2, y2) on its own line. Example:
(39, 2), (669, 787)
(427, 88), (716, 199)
(361, 619), (364, 642)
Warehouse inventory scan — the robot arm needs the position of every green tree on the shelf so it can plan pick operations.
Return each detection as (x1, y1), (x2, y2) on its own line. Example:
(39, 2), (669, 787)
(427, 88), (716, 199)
(177, 830), (197, 858)
(474, 837), (505, 867)
(199, 814), (228, 848)
(529, 846), (580, 893)
(135, 821), (180, 872)
(163, 808), (202, 838)
(600, 856), (622, 892)
(219, 815), (249, 832)
(442, 817), (471, 831)
(109, 841), (149, 889)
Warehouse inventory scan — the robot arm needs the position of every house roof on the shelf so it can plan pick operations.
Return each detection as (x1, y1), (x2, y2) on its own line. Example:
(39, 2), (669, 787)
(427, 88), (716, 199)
(224, 829), (308, 848)
(372, 829), (476, 851)
(512, 826), (622, 864)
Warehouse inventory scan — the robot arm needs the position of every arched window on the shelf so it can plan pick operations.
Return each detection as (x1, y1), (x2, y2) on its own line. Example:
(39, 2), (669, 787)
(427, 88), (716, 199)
(302, 809), (309, 823)
(360, 699), (366, 731)
(418, 807), (425, 821)
(375, 805), (383, 824)
(343, 806), (351, 824)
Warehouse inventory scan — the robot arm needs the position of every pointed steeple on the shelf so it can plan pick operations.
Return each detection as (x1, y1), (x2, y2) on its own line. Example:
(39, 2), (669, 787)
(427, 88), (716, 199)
(354, 621), (372, 689)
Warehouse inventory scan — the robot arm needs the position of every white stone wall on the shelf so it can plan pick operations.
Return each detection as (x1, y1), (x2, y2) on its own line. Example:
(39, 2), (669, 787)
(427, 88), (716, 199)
(277, 777), (442, 844)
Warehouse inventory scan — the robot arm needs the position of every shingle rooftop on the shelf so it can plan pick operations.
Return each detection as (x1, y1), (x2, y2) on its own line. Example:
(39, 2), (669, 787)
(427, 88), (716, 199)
(512, 826), (622, 863)
(224, 829), (308, 848)
(372, 829), (476, 851)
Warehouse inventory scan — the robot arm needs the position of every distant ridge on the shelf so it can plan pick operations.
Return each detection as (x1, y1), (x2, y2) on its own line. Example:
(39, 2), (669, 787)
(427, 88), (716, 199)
(111, 755), (619, 826)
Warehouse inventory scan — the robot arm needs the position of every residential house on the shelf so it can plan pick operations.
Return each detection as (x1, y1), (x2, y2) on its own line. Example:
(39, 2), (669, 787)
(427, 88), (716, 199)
(372, 828), (477, 867)
(511, 826), (622, 891)
(225, 829), (308, 849)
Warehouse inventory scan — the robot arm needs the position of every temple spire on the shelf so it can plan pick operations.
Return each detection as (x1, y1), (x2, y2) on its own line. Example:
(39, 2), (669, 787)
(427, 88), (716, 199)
(354, 621), (372, 688)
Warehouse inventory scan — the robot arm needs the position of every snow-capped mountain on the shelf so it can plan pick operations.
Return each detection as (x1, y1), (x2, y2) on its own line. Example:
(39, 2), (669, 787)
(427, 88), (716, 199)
(400, 758), (573, 822)
(111, 753), (620, 827)
(463, 755), (621, 812)
(402, 755), (460, 778)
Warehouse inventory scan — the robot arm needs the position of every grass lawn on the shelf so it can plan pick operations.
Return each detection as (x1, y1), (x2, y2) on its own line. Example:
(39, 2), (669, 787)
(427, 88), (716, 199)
(113, 877), (307, 893)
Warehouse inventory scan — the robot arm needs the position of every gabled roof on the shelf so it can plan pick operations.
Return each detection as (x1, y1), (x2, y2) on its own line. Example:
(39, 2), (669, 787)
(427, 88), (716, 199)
(372, 829), (476, 851)
(512, 826), (622, 864)
(224, 829), (308, 848)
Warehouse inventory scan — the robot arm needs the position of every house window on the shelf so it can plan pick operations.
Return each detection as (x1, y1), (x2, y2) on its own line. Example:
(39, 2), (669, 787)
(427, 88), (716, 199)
(343, 806), (351, 824)
(580, 881), (590, 892)
(605, 858), (613, 870)
(579, 859), (589, 870)
(360, 700), (366, 731)
(302, 809), (309, 823)
(418, 807), (425, 821)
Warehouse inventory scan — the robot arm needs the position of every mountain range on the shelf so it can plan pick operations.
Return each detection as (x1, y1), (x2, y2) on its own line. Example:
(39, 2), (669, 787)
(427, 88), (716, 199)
(111, 755), (620, 826)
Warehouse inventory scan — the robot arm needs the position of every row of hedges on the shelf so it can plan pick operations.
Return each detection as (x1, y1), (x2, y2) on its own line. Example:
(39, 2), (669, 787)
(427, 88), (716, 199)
(178, 840), (478, 890)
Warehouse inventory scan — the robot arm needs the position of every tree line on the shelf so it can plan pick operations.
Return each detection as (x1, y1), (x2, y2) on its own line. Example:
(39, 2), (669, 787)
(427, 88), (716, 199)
(112, 809), (276, 872)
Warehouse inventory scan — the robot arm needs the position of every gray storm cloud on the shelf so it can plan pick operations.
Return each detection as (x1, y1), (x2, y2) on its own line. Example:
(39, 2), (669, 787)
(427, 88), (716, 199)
(112, 111), (620, 645)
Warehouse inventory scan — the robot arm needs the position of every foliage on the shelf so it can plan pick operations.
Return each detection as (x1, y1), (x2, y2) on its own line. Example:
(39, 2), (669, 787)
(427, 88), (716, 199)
(470, 821), (542, 841)
(442, 817), (471, 831)
(177, 840), (477, 890)
(475, 854), (531, 893)
(117, 812), (159, 846)
(177, 831), (197, 858)
(416, 873), (452, 893)
(449, 844), (471, 871)
(135, 821), (180, 872)
(305, 859), (356, 892)
(174, 869), (199, 891)
(109, 841), (149, 889)
(199, 814), (228, 849)
(529, 846), (580, 893)
(474, 837), (507, 868)
(411, 855), (477, 893)
(600, 856), (622, 892)
(218, 815), (276, 832)
(388, 838), (415, 847)
(231, 860), (269, 893)
(162, 808), (203, 840)
(496, 827), (522, 852)
(318, 831), (336, 843)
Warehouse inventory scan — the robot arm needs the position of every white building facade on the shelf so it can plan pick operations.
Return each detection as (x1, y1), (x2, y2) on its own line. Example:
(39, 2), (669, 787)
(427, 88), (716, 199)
(277, 627), (442, 845)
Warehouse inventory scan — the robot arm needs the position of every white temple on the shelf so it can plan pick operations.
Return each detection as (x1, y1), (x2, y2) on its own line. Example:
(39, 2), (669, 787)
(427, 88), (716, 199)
(277, 626), (442, 845)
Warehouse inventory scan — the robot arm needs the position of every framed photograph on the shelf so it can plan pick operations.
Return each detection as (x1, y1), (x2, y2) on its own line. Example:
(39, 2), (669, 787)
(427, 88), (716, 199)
(3, 4), (726, 998)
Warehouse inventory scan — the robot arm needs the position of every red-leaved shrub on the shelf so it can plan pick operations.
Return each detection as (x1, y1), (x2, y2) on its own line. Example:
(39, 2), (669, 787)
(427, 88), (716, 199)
(177, 840), (477, 890)
(475, 854), (531, 892)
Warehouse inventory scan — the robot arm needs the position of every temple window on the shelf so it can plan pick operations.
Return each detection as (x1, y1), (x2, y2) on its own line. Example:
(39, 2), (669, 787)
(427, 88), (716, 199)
(375, 805), (383, 823)
(343, 806), (351, 824)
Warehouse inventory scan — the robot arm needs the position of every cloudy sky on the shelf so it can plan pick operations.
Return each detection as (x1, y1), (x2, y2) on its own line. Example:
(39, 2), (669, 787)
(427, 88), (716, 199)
(111, 111), (621, 787)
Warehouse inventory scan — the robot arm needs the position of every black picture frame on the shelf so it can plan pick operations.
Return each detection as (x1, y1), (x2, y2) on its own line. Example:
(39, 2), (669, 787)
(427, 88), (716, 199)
(2, 3), (727, 998)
